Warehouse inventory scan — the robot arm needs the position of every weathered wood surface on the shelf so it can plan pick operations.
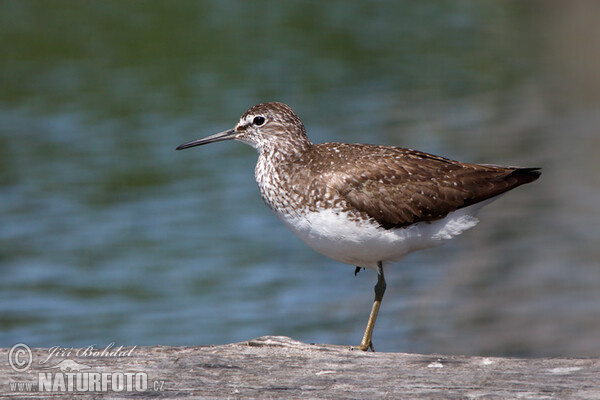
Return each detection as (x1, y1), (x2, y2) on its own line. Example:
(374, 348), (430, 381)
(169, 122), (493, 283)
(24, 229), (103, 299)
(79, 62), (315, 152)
(1, 336), (599, 399)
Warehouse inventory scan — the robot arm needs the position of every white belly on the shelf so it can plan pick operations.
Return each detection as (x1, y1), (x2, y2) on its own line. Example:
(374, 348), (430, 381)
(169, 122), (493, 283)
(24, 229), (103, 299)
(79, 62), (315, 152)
(274, 202), (489, 270)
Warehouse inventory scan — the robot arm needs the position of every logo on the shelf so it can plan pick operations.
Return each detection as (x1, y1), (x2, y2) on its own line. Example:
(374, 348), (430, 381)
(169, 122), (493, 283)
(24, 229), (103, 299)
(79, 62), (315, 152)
(7, 343), (165, 393)
(8, 343), (32, 372)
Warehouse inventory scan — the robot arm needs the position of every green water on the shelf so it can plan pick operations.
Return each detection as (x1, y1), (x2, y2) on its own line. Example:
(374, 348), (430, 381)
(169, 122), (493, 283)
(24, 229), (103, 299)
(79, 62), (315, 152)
(1, 1), (599, 357)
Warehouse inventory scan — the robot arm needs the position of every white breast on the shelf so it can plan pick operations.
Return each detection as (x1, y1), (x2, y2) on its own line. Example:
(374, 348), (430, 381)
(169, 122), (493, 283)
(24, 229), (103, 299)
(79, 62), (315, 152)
(273, 201), (490, 270)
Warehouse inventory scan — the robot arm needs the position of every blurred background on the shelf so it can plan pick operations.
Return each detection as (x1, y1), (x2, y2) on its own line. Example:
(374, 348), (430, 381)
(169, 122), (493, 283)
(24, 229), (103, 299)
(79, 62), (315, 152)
(1, 1), (599, 357)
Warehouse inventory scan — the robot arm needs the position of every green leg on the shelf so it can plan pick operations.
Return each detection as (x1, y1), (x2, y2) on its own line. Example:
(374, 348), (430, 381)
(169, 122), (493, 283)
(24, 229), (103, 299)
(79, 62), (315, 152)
(355, 261), (386, 352)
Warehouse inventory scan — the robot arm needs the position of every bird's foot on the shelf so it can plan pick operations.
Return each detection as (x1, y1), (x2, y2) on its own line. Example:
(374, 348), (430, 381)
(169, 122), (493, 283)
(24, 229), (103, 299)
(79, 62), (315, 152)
(349, 341), (375, 352)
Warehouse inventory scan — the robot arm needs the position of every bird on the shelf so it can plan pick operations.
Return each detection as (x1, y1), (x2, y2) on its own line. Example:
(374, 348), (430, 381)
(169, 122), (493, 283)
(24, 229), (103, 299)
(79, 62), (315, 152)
(176, 102), (541, 351)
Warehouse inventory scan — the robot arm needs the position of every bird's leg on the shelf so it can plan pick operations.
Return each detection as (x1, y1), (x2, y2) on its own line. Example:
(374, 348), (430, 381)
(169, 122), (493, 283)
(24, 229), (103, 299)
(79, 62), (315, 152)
(354, 261), (386, 351)
(354, 266), (365, 276)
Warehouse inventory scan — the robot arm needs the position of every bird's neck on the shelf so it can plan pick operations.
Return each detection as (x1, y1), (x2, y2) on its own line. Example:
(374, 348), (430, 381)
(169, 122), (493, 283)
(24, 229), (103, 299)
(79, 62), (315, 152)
(259, 135), (312, 161)
(254, 139), (312, 213)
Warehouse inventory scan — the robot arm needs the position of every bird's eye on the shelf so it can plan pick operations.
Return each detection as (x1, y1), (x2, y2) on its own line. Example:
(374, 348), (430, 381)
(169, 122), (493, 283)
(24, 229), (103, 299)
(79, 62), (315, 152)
(253, 116), (265, 126)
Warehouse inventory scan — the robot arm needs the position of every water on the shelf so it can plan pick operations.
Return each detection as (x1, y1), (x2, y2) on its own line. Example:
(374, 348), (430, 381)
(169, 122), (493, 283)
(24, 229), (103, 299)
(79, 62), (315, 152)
(1, 1), (599, 357)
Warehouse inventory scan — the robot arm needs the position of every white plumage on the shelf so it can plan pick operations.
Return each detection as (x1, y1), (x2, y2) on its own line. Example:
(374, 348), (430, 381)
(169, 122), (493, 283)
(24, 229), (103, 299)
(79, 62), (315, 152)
(274, 199), (489, 270)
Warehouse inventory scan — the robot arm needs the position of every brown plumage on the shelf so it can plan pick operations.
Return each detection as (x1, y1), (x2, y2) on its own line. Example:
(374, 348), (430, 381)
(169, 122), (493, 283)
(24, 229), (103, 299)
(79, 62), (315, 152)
(176, 101), (541, 352)
(286, 143), (540, 229)
(227, 102), (541, 230)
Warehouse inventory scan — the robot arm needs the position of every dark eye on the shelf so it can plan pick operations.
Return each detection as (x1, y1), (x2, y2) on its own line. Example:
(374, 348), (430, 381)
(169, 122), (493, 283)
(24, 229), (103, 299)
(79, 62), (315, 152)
(253, 116), (265, 126)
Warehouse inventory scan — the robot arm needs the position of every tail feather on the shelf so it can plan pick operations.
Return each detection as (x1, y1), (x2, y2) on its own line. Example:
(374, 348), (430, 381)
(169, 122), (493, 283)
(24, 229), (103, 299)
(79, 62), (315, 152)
(506, 167), (542, 185)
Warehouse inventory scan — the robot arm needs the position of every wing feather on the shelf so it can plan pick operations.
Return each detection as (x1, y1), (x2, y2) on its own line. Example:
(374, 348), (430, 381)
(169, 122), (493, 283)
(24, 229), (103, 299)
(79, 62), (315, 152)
(306, 143), (540, 229)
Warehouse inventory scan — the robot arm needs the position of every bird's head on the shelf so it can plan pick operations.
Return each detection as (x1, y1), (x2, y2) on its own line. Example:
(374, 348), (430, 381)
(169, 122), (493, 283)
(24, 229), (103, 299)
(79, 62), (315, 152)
(176, 102), (311, 155)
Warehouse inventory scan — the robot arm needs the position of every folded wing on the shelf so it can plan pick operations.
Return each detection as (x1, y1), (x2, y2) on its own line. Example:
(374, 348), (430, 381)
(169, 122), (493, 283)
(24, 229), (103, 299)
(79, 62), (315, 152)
(314, 144), (540, 229)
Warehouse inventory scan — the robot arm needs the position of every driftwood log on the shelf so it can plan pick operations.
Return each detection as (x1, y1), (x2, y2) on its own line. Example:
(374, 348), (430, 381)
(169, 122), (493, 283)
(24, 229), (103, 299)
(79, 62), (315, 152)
(1, 336), (599, 399)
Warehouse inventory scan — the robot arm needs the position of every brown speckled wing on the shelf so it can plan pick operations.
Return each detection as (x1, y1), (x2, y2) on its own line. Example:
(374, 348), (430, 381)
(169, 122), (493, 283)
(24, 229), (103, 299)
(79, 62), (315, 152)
(309, 143), (540, 229)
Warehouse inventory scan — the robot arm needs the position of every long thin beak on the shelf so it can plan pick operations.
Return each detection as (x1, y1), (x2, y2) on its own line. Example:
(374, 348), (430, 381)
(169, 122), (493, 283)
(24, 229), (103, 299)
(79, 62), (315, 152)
(176, 128), (237, 150)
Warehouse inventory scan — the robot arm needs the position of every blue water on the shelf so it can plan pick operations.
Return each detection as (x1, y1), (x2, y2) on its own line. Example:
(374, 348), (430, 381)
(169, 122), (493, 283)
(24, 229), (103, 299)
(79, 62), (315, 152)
(1, 1), (599, 357)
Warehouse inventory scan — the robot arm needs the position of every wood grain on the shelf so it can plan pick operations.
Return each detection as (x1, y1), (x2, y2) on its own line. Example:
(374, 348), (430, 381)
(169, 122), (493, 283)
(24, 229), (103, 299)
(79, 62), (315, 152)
(1, 336), (598, 399)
